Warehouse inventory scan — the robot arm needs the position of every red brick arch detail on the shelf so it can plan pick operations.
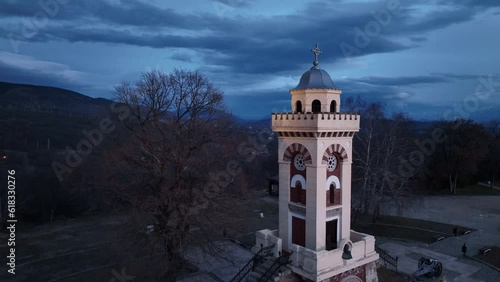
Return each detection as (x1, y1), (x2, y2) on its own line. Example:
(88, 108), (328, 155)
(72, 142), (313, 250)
(322, 143), (348, 163)
(283, 143), (312, 164)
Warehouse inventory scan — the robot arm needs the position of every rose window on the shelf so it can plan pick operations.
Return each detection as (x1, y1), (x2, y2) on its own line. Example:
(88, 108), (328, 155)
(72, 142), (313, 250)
(327, 155), (337, 171)
(294, 154), (305, 171)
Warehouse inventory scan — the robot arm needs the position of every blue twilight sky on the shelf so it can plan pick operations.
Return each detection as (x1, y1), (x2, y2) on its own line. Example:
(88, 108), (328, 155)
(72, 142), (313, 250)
(0, 0), (499, 121)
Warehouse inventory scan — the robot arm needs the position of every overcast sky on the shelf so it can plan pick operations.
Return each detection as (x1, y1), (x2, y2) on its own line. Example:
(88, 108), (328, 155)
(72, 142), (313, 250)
(0, 0), (499, 121)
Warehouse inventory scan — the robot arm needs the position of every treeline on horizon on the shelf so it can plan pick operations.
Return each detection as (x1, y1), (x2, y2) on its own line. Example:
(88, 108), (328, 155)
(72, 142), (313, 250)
(0, 92), (498, 229)
(344, 96), (499, 221)
(0, 98), (277, 229)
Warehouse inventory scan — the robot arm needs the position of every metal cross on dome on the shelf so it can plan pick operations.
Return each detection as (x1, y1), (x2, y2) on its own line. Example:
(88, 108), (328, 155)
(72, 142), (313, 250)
(312, 44), (322, 67)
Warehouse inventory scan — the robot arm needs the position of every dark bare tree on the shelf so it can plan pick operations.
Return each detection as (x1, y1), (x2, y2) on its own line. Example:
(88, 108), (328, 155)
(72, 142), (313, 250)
(434, 119), (489, 194)
(481, 120), (500, 188)
(345, 97), (419, 222)
(100, 69), (244, 279)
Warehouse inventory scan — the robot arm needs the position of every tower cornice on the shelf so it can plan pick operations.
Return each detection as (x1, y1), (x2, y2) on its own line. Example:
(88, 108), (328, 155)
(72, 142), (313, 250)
(272, 112), (360, 133)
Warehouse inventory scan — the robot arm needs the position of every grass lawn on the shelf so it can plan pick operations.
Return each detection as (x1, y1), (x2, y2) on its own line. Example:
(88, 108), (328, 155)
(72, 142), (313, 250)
(377, 266), (409, 282)
(455, 185), (500, 196)
(353, 215), (474, 244)
(433, 184), (500, 196)
(354, 223), (445, 244)
(473, 246), (500, 269)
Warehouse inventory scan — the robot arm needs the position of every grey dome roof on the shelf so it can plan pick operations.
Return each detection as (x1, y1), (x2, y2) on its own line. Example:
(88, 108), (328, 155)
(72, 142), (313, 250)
(292, 66), (337, 90)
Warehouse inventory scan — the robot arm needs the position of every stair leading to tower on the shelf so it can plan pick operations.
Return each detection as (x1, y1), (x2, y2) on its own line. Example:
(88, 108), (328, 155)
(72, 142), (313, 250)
(245, 254), (293, 282)
(246, 258), (276, 282)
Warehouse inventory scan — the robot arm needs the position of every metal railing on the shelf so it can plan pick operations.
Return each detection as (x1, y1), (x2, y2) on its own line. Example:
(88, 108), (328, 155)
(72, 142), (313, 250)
(257, 252), (292, 282)
(376, 246), (398, 272)
(230, 244), (275, 282)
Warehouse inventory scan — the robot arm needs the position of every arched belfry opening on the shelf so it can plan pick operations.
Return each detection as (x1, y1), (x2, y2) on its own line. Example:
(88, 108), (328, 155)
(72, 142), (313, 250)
(296, 100), (303, 113)
(330, 100), (337, 113)
(312, 100), (321, 113)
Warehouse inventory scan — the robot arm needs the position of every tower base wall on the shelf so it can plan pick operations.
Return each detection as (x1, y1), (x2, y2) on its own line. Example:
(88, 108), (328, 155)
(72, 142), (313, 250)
(278, 261), (378, 282)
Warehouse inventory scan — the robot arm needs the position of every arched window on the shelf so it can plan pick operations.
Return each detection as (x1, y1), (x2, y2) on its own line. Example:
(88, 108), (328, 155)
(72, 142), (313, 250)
(291, 181), (299, 202)
(329, 183), (335, 205)
(330, 100), (337, 113)
(297, 182), (306, 205)
(296, 101), (302, 113)
(312, 100), (321, 113)
(290, 180), (307, 205)
(295, 182), (301, 201)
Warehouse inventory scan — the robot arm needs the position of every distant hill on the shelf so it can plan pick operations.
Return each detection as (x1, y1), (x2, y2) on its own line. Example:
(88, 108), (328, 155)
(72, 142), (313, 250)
(0, 82), (118, 151)
(0, 81), (264, 151)
(0, 81), (112, 117)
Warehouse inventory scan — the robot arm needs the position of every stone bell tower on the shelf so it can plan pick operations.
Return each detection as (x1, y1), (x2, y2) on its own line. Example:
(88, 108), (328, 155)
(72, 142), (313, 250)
(255, 45), (378, 282)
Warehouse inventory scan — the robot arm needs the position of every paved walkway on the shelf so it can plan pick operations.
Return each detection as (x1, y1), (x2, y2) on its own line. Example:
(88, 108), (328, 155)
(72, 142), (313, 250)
(380, 195), (500, 282)
(184, 240), (254, 281)
(379, 241), (482, 281)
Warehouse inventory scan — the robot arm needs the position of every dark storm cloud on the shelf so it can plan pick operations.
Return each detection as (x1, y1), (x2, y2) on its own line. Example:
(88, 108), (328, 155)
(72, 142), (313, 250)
(394, 8), (475, 34)
(82, 1), (209, 29)
(223, 72), (482, 115)
(1, 0), (499, 121)
(432, 73), (481, 80)
(2, 0), (496, 76)
(342, 73), (480, 89)
(351, 75), (450, 86)
(224, 76), (395, 103)
(0, 0), (210, 30)
(226, 75), (442, 118)
(0, 1), (42, 17)
(436, 0), (500, 9)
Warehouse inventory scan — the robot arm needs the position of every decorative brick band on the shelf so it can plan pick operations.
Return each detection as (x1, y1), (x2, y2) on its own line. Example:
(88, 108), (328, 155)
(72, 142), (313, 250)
(277, 131), (355, 138)
(283, 143), (312, 164)
(322, 143), (348, 162)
